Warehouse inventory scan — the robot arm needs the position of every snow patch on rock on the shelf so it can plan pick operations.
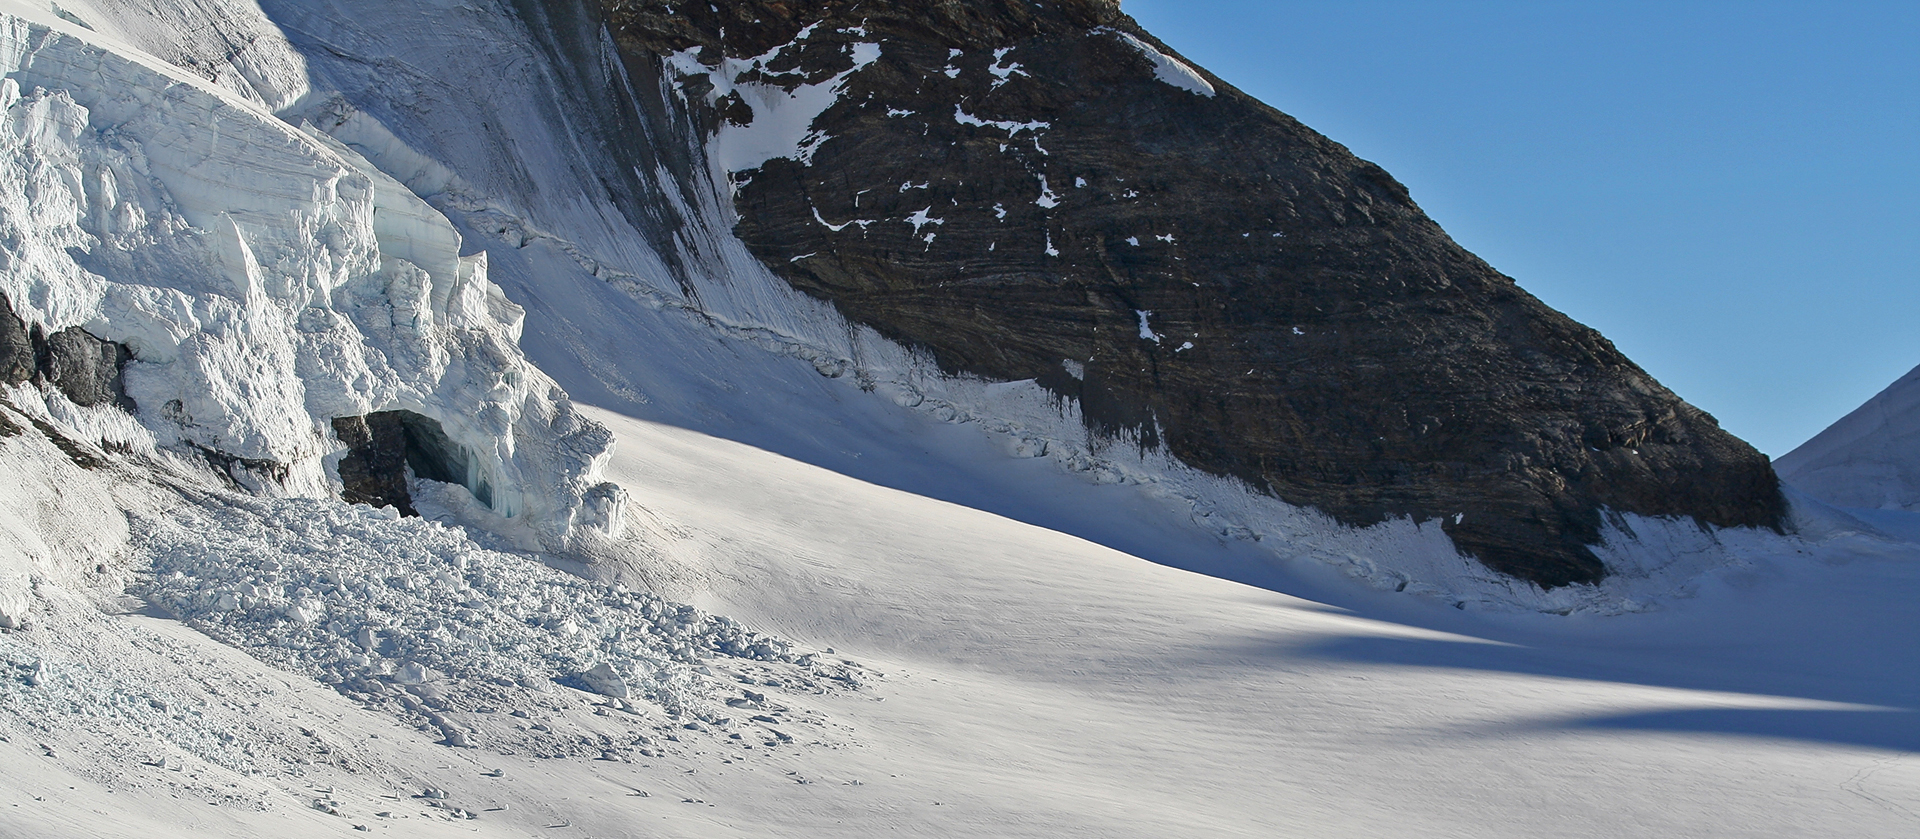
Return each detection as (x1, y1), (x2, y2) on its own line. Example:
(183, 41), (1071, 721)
(1099, 28), (1216, 97)
(664, 31), (881, 173)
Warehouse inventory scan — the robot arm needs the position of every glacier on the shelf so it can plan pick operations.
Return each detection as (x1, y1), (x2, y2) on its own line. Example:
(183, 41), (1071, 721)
(0, 1), (1915, 837)
(15, 0), (1806, 615)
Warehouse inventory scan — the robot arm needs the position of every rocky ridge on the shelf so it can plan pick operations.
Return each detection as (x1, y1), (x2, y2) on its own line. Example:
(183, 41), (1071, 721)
(599, 0), (1785, 586)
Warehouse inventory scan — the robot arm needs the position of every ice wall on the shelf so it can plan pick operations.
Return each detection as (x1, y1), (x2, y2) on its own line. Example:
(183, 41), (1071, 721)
(0, 2), (622, 552)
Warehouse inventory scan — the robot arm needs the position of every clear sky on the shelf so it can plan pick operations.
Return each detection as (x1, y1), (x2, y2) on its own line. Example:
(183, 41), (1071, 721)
(1123, 0), (1918, 458)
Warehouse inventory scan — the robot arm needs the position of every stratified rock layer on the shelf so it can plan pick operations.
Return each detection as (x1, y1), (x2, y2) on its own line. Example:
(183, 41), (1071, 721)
(601, 0), (1784, 586)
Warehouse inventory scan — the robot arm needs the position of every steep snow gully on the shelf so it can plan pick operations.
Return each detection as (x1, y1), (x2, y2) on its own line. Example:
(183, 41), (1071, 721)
(0, 2), (1917, 838)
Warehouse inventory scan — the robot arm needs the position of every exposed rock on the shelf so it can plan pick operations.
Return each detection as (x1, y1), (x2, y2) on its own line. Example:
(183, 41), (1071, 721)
(190, 443), (295, 493)
(598, 0), (1786, 586)
(0, 292), (31, 385)
(36, 324), (135, 411)
(0, 291), (135, 412)
(332, 413), (419, 517)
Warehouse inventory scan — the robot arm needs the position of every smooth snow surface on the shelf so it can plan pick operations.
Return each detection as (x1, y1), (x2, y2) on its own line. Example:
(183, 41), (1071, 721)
(1777, 362), (1920, 512)
(7, 399), (1920, 837)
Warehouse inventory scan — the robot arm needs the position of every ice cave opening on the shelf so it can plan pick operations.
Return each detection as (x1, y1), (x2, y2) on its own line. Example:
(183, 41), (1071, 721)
(332, 410), (499, 518)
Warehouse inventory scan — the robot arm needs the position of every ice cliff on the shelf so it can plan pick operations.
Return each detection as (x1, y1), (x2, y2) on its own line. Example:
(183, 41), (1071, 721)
(0, 2), (623, 558)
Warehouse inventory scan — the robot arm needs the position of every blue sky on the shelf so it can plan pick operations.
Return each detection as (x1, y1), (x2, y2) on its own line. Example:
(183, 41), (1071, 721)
(1124, 0), (1918, 458)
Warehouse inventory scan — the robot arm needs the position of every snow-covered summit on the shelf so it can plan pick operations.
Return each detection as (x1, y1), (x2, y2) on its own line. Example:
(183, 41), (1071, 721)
(1775, 362), (1920, 512)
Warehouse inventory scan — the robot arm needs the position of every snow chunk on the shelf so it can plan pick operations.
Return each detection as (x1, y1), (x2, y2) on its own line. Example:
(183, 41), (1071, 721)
(579, 662), (630, 699)
(1100, 29), (1217, 97)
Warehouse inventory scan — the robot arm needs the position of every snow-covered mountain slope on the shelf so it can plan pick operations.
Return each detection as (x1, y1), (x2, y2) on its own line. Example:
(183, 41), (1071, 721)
(1776, 362), (1920, 513)
(20, 0), (1805, 612)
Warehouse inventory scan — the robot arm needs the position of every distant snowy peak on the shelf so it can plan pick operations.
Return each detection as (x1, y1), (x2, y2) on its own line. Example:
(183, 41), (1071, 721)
(1775, 363), (1920, 512)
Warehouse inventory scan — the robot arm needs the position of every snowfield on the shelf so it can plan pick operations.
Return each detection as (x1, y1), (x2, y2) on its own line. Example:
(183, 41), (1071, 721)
(8, 401), (1918, 837)
(0, 1), (1916, 837)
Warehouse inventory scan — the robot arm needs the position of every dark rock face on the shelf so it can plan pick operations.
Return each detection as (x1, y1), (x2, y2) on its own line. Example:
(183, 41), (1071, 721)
(2, 291), (136, 412)
(596, 0), (1785, 586)
(334, 413), (420, 517)
(0, 293), (31, 386)
(38, 325), (135, 411)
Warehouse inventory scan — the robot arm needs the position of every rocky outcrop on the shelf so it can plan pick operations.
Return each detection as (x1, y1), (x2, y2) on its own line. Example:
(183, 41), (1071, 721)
(593, 0), (1784, 586)
(1, 291), (135, 413)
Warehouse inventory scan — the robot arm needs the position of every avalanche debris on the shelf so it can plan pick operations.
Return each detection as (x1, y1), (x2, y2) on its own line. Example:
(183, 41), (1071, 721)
(135, 492), (868, 759)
